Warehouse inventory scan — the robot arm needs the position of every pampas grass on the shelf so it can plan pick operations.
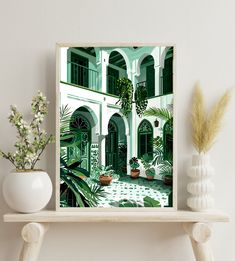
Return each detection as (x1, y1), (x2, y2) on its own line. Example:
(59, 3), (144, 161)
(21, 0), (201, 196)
(191, 83), (232, 154)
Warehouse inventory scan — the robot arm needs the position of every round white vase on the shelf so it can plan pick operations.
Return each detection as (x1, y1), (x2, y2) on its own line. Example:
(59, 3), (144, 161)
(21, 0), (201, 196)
(2, 170), (52, 213)
(187, 154), (215, 211)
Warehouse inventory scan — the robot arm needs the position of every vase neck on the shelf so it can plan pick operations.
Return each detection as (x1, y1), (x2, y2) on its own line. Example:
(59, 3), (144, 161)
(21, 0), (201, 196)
(192, 154), (210, 165)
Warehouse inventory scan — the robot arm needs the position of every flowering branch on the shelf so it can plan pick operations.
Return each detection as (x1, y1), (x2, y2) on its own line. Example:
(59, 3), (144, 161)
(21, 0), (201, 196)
(0, 91), (55, 170)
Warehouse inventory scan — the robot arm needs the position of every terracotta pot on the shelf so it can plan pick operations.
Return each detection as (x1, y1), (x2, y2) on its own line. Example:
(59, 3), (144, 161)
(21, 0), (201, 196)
(130, 169), (140, 179)
(164, 175), (173, 186)
(146, 175), (154, 181)
(99, 175), (112, 186)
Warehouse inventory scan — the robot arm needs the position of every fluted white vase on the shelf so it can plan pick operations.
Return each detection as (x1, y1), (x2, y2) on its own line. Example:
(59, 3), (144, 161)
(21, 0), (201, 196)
(187, 154), (215, 211)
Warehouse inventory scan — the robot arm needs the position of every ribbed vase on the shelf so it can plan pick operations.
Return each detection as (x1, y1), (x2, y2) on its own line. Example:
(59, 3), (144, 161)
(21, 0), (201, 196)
(187, 154), (215, 211)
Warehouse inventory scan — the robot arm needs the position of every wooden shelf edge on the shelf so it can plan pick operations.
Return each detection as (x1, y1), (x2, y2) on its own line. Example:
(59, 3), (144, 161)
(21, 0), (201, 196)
(3, 210), (230, 223)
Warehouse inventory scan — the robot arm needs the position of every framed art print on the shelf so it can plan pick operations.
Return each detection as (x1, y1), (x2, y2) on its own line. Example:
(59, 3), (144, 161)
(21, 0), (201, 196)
(56, 44), (176, 211)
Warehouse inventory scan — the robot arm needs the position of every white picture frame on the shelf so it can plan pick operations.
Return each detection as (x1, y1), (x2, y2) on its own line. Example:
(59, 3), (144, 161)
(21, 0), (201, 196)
(55, 43), (177, 212)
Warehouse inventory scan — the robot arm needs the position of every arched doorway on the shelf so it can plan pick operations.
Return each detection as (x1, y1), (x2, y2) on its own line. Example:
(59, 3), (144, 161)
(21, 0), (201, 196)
(138, 119), (153, 159)
(69, 107), (92, 172)
(162, 47), (173, 94)
(107, 51), (128, 96)
(106, 114), (127, 173)
(137, 55), (155, 98)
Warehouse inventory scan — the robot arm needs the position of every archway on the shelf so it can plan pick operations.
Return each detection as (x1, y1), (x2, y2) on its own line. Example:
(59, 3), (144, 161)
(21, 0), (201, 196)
(69, 107), (96, 173)
(136, 55), (155, 98)
(107, 51), (128, 96)
(106, 113), (127, 174)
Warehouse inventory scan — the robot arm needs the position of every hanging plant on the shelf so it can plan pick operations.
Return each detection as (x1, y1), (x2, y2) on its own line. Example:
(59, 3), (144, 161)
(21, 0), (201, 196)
(135, 84), (148, 117)
(116, 78), (133, 117)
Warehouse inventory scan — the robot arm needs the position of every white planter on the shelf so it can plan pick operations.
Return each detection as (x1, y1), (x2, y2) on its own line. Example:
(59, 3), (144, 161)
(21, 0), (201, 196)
(2, 170), (52, 213)
(187, 154), (215, 211)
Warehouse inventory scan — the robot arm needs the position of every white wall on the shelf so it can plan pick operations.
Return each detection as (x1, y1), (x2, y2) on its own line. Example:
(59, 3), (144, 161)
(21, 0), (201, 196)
(0, 0), (235, 260)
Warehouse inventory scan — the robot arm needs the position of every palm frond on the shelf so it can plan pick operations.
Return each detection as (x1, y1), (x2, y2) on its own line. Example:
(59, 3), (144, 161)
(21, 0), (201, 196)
(144, 107), (173, 121)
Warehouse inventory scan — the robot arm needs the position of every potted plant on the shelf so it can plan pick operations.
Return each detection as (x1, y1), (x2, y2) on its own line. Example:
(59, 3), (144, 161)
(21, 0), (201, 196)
(96, 165), (114, 186)
(116, 77), (149, 118)
(0, 91), (54, 213)
(187, 85), (232, 211)
(141, 154), (156, 180)
(158, 160), (173, 185)
(129, 157), (140, 178)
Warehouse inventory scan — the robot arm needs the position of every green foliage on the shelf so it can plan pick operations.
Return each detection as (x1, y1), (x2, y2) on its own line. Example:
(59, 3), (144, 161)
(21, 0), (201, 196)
(116, 196), (160, 207)
(144, 107), (173, 165)
(158, 160), (173, 177)
(143, 196), (161, 207)
(144, 107), (173, 121)
(116, 77), (133, 117)
(118, 199), (143, 207)
(129, 157), (140, 170)
(135, 84), (148, 117)
(152, 136), (164, 166)
(0, 91), (54, 170)
(141, 154), (155, 177)
(94, 165), (114, 177)
(60, 105), (106, 207)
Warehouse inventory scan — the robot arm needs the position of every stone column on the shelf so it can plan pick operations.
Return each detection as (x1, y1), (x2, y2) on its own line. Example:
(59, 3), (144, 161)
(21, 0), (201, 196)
(154, 65), (161, 96)
(99, 135), (106, 166)
(60, 47), (69, 83)
(100, 50), (109, 93)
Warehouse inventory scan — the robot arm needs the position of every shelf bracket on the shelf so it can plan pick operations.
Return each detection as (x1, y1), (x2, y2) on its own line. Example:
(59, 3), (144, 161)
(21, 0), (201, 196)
(183, 222), (214, 261)
(19, 222), (49, 261)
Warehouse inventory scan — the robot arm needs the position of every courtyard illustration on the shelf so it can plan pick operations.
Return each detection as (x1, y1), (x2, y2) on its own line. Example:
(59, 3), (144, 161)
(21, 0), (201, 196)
(59, 46), (174, 208)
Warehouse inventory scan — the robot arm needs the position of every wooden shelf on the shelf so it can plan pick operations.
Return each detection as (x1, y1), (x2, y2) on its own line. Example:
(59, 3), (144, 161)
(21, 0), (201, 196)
(4, 210), (230, 261)
(3, 210), (230, 223)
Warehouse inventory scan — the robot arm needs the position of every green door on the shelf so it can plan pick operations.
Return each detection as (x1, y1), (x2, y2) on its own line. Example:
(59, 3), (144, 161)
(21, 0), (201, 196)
(106, 120), (118, 171)
(70, 52), (89, 87)
(69, 113), (91, 172)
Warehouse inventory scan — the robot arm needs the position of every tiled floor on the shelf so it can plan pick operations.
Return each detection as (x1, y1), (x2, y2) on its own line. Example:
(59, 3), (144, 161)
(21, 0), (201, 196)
(87, 175), (172, 208)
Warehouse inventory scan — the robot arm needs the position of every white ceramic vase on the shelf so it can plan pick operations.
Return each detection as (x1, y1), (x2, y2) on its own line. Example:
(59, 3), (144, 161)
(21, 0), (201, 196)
(187, 154), (215, 211)
(2, 170), (52, 213)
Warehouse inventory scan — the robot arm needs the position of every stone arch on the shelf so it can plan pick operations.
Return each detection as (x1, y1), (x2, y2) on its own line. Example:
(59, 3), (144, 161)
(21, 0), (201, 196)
(71, 105), (98, 127)
(136, 53), (155, 76)
(106, 111), (129, 136)
(107, 48), (131, 78)
(160, 47), (173, 68)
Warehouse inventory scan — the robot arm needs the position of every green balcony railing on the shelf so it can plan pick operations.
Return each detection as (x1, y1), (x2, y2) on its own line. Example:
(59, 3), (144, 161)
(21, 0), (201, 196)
(67, 62), (98, 91)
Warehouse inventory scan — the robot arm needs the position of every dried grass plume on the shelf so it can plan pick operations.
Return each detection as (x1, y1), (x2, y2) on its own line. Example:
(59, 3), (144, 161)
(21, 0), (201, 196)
(191, 83), (232, 154)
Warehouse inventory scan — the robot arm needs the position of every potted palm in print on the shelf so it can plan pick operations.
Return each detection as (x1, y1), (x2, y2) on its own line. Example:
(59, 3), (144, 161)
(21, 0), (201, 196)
(141, 154), (156, 180)
(144, 107), (173, 185)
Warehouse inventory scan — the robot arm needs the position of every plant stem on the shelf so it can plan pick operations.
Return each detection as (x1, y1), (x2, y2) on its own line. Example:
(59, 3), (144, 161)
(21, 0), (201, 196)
(1, 151), (17, 168)
(31, 135), (52, 169)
